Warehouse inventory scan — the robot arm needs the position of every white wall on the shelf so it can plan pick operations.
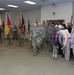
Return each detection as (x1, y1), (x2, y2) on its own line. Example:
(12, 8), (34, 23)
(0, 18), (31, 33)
(41, 2), (72, 25)
(1, 2), (73, 39)
(1, 8), (41, 39)
(72, 2), (74, 23)
(2, 8), (41, 30)
(23, 8), (41, 31)
(1, 2), (73, 27)
(10, 11), (18, 26)
(1, 11), (18, 27)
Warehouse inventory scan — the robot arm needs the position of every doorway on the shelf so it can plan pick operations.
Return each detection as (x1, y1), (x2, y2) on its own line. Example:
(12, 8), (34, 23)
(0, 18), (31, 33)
(47, 19), (64, 25)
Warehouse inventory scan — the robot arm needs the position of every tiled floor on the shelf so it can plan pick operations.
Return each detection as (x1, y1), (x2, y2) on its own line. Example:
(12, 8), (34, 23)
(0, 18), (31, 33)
(0, 39), (74, 75)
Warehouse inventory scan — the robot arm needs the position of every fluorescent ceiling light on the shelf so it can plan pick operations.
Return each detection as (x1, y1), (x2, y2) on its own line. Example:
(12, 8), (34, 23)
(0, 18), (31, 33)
(0, 8), (5, 10)
(7, 5), (19, 8)
(24, 1), (37, 5)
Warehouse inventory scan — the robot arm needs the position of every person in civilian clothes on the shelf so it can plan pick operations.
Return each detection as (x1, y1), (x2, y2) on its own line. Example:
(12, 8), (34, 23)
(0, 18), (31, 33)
(53, 29), (58, 41)
(52, 40), (59, 59)
(57, 25), (71, 60)
(58, 33), (63, 55)
(52, 29), (59, 59)
(71, 24), (74, 58)
(62, 21), (67, 29)
(67, 23), (72, 59)
(57, 25), (63, 55)
(49, 22), (56, 52)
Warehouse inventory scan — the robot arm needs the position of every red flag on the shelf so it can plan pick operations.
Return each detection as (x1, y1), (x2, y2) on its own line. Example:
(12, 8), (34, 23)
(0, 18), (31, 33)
(19, 9), (22, 35)
(28, 19), (30, 31)
(7, 13), (11, 27)
(20, 23), (22, 35)
(5, 12), (11, 35)
(70, 16), (73, 26)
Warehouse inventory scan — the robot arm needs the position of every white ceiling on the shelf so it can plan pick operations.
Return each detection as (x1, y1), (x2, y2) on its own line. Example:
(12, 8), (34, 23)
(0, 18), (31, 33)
(0, 0), (74, 11)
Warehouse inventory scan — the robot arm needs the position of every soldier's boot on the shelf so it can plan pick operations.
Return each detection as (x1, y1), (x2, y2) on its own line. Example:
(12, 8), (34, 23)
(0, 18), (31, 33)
(30, 43), (33, 48)
(11, 42), (13, 45)
(73, 56), (74, 61)
(42, 40), (44, 48)
(21, 42), (24, 46)
(0, 39), (2, 44)
(41, 45), (43, 51)
(37, 50), (40, 54)
(10, 40), (13, 45)
(11, 40), (13, 45)
(40, 46), (43, 51)
(33, 51), (37, 56)
(31, 46), (33, 48)
(0, 40), (2, 44)
(8, 40), (10, 45)
(9, 39), (12, 45)
(18, 42), (21, 46)
(36, 46), (40, 54)
(0, 37), (2, 44)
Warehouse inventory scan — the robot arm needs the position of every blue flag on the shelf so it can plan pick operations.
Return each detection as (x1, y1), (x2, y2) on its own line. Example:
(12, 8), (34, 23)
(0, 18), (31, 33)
(2, 20), (5, 30)
(28, 19), (30, 31)
(22, 15), (25, 25)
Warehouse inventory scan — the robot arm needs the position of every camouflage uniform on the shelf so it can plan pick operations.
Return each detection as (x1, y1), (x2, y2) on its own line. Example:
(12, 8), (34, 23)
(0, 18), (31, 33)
(13, 25), (18, 40)
(7, 27), (13, 45)
(37, 25), (45, 50)
(0, 26), (3, 44)
(30, 27), (38, 55)
(43, 23), (50, 45)
(30, 25), (45, 56)
(22, 25), (26, 39)
(17, 27), (24, 46)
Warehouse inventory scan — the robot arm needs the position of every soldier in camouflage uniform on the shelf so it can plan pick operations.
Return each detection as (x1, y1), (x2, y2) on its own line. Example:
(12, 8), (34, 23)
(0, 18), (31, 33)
(46, 22), (51, 45)
(43, 22), (50, 45)
(13, 25), (18, 40)
(17, 26), (24, 46)
(0, 25), (4, 44)
(7, 26), (13, 45)
(30, 23), (40, 56)
(30, 23), (45, 56)
(30, 24), (38, 56)
(22, 25), (26, 39)
(37, 24), (45, 50)
(21, 26), (25, 46)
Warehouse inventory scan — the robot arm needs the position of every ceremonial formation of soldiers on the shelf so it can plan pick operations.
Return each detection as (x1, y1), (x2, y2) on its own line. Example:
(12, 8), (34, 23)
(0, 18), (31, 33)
(30, 22), (51, 56)
(0, 24), (26, 46)
(0, 21), (74, 61)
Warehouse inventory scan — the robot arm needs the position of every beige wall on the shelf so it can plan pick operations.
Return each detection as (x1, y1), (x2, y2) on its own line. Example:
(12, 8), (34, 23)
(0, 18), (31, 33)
(41, 2), (73, 25)
(2, 8), (41, 30)
(1, 2), (74, 39)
